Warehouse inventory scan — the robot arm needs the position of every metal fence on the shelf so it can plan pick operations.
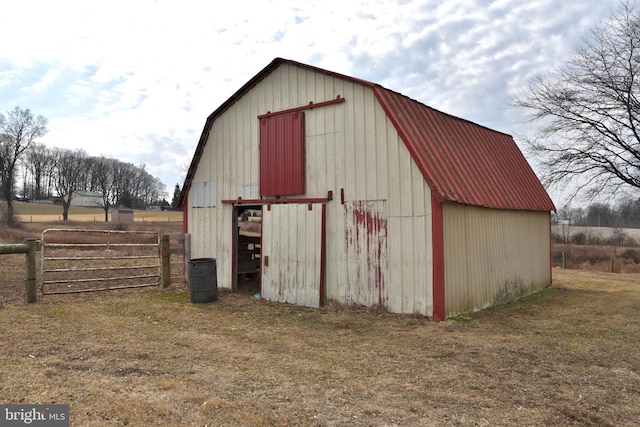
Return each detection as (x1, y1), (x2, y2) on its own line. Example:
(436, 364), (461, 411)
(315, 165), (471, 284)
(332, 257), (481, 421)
(40, 229), (162, 295)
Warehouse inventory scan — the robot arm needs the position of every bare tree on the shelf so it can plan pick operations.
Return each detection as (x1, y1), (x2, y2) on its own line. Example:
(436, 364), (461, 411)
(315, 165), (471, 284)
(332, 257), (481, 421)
(134, 165), (166, 207)
(0, 134), (13, 220)
(24, 142), (55, 200)
(0, 107), (48, 224)
(514, 2), (640, 201)
(93, 157), (119, 222)
(617, 197), (640, 226)
(53, 148), (88, 221)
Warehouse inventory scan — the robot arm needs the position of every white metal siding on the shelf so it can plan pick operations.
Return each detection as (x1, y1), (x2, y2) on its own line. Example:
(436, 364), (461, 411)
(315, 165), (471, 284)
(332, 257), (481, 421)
(344, 200), (389, 307)
(443, 203), (551, 317)
(261, 204), (323, 307)
(187, 63), (434, 314)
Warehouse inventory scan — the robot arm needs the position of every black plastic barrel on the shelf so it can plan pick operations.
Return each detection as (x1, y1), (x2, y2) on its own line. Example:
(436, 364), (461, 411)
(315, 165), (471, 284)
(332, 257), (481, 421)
(188, 258), (217, 303)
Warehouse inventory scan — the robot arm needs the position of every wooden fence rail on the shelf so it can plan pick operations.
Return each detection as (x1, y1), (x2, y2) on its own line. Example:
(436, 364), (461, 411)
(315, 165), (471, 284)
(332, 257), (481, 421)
(0, 238), (37, 303)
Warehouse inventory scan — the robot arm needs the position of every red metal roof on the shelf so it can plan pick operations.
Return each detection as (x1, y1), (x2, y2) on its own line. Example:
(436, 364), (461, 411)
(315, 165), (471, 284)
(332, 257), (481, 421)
(178, 58), (555, 212)
(373, 87), (556, 211)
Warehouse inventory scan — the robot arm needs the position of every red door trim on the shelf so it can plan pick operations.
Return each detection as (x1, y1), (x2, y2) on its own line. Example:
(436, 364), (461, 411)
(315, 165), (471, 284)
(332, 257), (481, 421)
(257, 96), (345, 119)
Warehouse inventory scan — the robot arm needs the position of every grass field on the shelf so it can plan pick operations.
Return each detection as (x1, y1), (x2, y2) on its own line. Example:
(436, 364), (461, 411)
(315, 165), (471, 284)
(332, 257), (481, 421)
(1, 270), (639, 425)
(8, 201), (183, 223)
(1, 201), (639, 425)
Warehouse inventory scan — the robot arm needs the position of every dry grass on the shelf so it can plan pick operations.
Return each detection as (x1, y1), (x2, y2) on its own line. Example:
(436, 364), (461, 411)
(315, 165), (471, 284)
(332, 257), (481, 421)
(0, 269), (638, 426)
(553, 243), (640, 273)
(1, 202), (639, 425)
(7, 200), (182, 223)
(0, 202), (182, 242)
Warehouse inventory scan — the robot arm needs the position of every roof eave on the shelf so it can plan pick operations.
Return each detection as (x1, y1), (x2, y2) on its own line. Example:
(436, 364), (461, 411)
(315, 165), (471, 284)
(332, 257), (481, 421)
(178, 58), (378, 209)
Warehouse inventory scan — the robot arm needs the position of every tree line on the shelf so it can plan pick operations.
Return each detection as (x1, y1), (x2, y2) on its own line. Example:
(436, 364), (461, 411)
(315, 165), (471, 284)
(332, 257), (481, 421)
(20, 143), (168, 220)
(1, 106), (170, 224)
(555, 199), (640, 229)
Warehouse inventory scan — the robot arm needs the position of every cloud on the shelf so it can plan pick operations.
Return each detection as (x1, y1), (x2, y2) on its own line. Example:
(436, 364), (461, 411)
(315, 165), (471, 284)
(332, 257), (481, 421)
(29, 68), (61, 93)
(344, 0), (618, 133)
(0, 0), (623, 201)
(0, 68), (21, 89)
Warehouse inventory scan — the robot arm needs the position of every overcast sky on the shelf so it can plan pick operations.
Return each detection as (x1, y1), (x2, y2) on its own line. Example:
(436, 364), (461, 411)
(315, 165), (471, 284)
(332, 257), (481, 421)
(0, 0), (620, 205)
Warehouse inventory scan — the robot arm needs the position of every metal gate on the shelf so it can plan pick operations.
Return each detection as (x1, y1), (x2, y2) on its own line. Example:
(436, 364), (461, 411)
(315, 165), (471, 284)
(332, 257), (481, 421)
(41, 229), (161, 295)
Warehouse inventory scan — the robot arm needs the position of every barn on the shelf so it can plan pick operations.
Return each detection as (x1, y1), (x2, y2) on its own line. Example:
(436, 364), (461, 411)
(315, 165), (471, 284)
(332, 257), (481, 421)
(177, 58), (556, 320)
(70, 190), (102, 207)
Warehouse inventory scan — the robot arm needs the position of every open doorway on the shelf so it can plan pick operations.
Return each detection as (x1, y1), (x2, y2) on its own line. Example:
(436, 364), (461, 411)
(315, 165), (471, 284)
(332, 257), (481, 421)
(234, 205), (262, 294)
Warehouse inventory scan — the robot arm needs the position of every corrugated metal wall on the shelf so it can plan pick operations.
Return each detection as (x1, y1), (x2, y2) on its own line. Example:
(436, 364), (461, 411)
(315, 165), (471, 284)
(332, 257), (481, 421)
(187, 63), (435, 315)
(442, 203), (551, 317)
(344, 200), (389, 307)
(261, 204), (323, 307)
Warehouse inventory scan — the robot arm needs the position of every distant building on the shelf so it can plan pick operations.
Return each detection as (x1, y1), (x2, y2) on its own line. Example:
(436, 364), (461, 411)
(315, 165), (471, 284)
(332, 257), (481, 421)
(70, 191), (102, 207)
(111, 208), (134, 222)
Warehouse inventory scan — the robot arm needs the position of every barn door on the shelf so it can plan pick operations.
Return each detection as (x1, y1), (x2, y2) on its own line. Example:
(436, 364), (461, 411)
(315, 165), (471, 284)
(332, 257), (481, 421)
(344, 200), (389, 307)
(261, 204), (323, 308)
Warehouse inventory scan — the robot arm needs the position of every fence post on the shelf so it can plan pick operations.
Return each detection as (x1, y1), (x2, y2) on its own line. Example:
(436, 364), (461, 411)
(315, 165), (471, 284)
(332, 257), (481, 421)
(161, 235), (170, 288)
(25, 238), (37, 303)
(184, 233), (191, 286)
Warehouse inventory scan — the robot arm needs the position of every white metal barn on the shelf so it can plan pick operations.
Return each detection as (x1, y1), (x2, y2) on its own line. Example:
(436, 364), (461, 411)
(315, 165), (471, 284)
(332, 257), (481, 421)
(69, 191), (102, 207)
(177, 58), (556, 320)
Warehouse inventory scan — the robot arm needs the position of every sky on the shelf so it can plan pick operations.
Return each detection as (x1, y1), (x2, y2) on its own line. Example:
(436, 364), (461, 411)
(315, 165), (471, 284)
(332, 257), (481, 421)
(0, 0), (621, 205)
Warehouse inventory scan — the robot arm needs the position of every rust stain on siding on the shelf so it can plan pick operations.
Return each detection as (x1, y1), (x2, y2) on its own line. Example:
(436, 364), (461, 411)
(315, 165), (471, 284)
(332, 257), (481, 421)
(344, 200), (389, 307)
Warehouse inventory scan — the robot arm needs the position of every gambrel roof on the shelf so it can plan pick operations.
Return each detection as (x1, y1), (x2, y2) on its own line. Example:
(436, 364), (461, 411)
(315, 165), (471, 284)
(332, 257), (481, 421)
(179, 58), (555, 212)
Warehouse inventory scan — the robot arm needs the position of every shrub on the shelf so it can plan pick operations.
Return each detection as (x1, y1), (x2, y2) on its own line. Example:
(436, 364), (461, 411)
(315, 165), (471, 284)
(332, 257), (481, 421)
(571, 232), (587, 245)
(620, 248), (640, 264)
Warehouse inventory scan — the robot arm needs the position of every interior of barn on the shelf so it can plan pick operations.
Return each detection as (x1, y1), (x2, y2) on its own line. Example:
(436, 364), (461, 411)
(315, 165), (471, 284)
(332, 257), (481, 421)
(235, 206), (262, 294)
